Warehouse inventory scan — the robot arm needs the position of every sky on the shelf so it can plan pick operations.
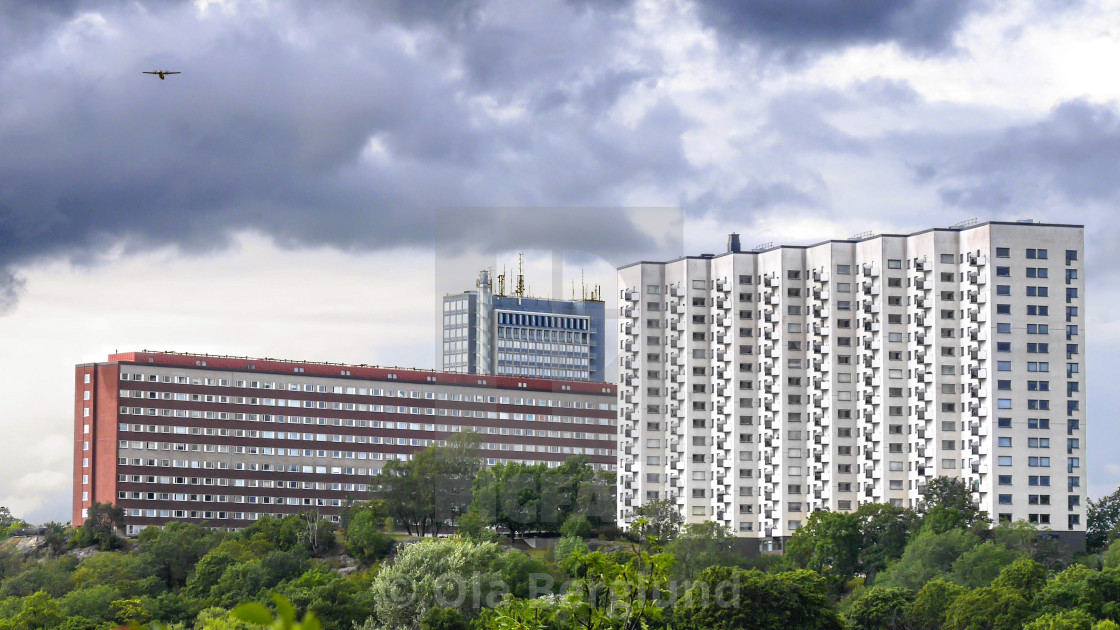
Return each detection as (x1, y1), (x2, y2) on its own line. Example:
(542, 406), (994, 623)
(0, 0), (1119, 523)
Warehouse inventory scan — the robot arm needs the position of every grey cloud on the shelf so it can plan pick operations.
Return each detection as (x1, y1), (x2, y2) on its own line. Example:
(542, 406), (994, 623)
(691, 0), (979, 60)
(0, 0), (688, 312)
(0, 270), (24, 316)
(690, 178), (826, 219)
(934, 100), (1120, 209)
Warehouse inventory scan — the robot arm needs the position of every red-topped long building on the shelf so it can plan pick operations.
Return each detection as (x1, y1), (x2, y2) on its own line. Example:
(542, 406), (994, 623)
(74, 351), (618, 535)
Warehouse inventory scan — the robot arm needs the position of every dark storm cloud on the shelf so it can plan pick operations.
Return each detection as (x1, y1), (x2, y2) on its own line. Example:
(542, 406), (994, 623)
(0, 0), (689, 310)
(691, 0), (979, 59)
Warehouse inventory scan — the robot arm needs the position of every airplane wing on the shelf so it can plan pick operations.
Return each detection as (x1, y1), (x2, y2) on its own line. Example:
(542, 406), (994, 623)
(142, 71), (158, 74)
(165, 72), (181, 75)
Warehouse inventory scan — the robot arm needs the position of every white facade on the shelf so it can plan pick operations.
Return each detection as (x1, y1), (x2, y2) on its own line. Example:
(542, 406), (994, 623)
(616, 222), (1086, 546)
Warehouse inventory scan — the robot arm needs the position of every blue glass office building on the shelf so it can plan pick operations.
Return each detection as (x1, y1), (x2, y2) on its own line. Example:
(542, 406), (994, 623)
(442, 270), (606, 382)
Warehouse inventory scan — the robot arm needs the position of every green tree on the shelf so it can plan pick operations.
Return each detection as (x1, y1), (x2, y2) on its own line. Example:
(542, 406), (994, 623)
(949, 542), (1021, 588)
(110, 597), (148, 626)
(139, 521), (224, 589)
(343, 504), (394, 565)
(1103, 539), (1120, 569)
(559, 514), (592, 539)
(673, 567), (843, 630)
(40, 523), (67, 556)
(554, 535), (589, 575)
(472, 596), (561, 630)
(0, 555), (78, 598)
(272, 567), (376, 630)
(1037, 565), (1099, 615)
(908, 580), (966, 630)
(469, 461), (548, 539)
(184, 550), (240, 600)
(665, 522), (741, 582)
(231, 595), (322, 630)
(919, 477), (989, 534)
(71, 551), (151, 593)
(1088, 487), (1120, 552)
(58, 585), (122, 623)
(295, 512), (337, 557)
(1033, 565), (1120, 622)
(992, 557), (1049, 597)
(944, 586), (1033, 630)
(786, 511), (861, 582)
(76, 501), (125, 550)
(240, 516), (301, 552)
(419, 607), (472, 630)
(632, 498), (683, 546)
(6, 591), (66, 630)
(369, 538), (511, 627)
(875, 529), (980, 590)
(373, 432), (483, 537)
(563, 548), (676, 630)
(990, 521), (1073, 570)
(844, 586), (915, 630)
(856, 503), (920, 580)
(1023, 610), (1097, 630)
(0, 507), (17, 532)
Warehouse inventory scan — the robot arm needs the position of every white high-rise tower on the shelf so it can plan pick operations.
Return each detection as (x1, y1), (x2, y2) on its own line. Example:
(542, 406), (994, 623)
(616, 221), (1086, 550)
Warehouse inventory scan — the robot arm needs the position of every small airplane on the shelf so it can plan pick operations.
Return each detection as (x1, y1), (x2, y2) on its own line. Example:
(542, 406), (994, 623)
(143, 70), (180, 80)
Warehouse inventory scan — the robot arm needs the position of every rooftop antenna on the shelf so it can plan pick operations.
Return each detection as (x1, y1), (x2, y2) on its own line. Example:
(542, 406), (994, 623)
(497, 265), (507, 297)
(515, 253), (526, 297)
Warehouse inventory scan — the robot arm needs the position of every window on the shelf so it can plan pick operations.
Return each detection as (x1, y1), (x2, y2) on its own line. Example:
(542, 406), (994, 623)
(646, 284), (660, 294)
(1066, 250), (1078, 264)
(941, 254), (955, 264)
(998, 437), (1012, 447)
(1026, 248), (1048, 259)
(888, 259), (902, 269)
(998, 361), (1011, 371)
(996, 247), (1010, 258)
(996, 304), (1011, 315)
(837, 264), (851, 274)
(998, 417), (1012, 428)
(997, 285), (1011, 296)
(996, 266), (1011, 277)
(998, 475), (1012, 485)
(999, 494), (1013, 505)
(998, 456), (1013, 466)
